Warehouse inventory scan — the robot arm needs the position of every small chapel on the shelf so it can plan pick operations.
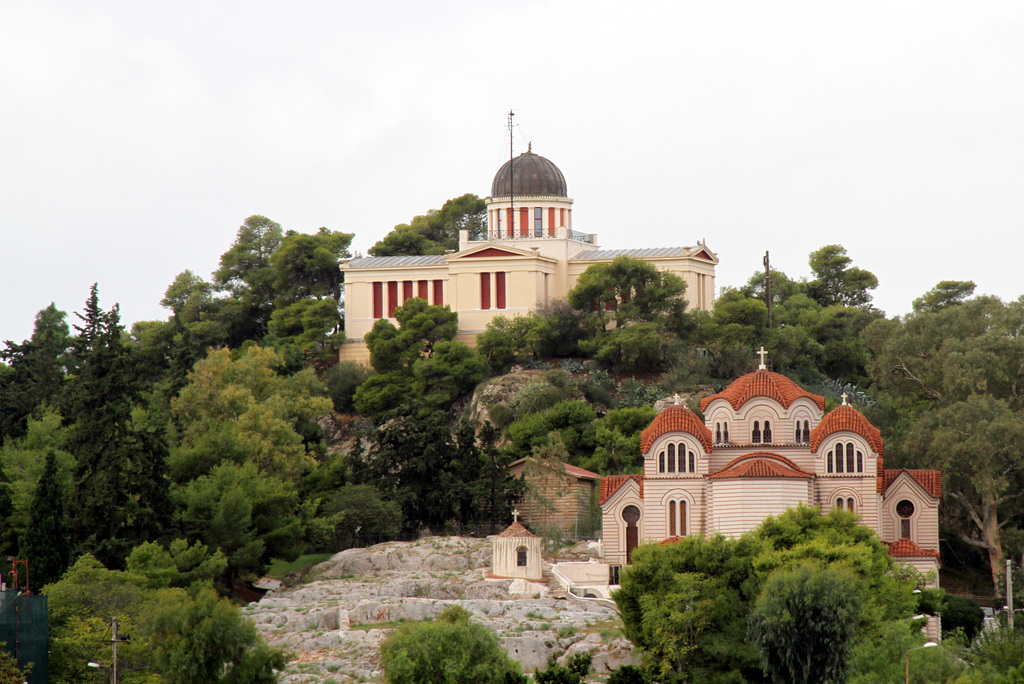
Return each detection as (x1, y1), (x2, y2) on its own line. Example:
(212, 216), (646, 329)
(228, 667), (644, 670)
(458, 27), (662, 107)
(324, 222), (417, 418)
(339, 145), (718, 363)
(598, 350), (942, 588)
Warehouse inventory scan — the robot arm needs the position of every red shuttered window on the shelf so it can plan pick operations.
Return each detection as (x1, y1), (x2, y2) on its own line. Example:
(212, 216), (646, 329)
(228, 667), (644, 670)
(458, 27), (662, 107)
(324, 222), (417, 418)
(496, 272), (506, 309)
(480, 273), (491, 310)
(433, 279), (443, 305)
(417, 280), (428, 300)
(387, 281), (398, 317)
(372, 282), (383, 318)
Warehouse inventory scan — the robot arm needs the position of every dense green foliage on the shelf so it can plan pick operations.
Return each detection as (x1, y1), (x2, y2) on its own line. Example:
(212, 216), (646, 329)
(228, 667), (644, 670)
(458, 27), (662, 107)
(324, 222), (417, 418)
(379, 605), (524, 684)
(369, 194), (486, 256)
(45, 549), (284, 684)
(614, 508), (921, 683)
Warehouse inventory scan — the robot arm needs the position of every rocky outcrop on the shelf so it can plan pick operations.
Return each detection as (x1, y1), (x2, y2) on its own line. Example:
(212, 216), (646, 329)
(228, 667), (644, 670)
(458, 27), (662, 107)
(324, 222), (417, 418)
(244, 536), (637, 683)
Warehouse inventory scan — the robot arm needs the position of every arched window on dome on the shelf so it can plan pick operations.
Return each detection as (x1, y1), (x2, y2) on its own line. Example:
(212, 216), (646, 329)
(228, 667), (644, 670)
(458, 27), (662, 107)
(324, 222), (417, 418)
(827, 450), (834, 474)
(763, 421), (772, 444)
(803, 420), (810, 444)
(836, 447), (844, 474)
(846, 443), (855, 473)
(667, 443), (676, 473)
(857, 449), (863, 473)
(723, 423), (729, 444)
(752, 421), (761, 444)
(715, 423), (722, 445)
(688, 450), (696, 473)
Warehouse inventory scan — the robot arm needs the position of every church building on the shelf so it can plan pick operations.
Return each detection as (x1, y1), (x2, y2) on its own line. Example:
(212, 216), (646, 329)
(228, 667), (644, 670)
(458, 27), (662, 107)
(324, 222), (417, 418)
(339, 146), (719, 363)
(599, 351), (942, 589)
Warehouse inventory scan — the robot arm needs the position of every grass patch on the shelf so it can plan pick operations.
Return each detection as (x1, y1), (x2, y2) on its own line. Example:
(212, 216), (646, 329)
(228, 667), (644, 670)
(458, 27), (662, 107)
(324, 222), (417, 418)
(265, 553), (334, 579)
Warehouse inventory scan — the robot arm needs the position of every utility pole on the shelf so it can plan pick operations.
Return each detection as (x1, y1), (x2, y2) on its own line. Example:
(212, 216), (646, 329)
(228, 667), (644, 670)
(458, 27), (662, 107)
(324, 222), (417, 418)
(111, 616), (119, 684)
(1008, 558), (1014, 630)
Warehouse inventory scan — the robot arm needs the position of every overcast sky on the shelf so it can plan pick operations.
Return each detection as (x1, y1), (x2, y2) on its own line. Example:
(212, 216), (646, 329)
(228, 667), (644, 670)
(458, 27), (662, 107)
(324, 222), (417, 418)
(2, 1), (1022, 345)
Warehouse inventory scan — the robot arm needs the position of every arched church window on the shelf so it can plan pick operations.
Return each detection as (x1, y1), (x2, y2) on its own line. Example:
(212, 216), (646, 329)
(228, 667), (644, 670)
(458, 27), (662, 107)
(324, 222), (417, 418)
(847, 498), (855, 513)
(667, 443), (676, 473)
(763, 421), (772, 444)
(659, 451), (665, 473)
(679, 500), (687, 536)
(846, 443), (855, 473)
(517, 546), (528, 567)
(897, 500), (915, 539)
(715, 423), (722, 444)
(836, 446), (844, 473)
(827, 450), (834, 474)
(688, 451), (696, 473)
(835, 498), (844, 510)
(668, 501), (676, 536)
(803, 420), (810, 444)
(723, 423), (729, 444)
(856, 450), (863, 473)
(752, 421), (761, 444)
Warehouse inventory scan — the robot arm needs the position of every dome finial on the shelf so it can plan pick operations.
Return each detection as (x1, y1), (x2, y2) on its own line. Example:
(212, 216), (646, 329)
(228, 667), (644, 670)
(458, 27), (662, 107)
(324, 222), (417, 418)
(756, 346), (768, 370)
(528, 141), (532, 152)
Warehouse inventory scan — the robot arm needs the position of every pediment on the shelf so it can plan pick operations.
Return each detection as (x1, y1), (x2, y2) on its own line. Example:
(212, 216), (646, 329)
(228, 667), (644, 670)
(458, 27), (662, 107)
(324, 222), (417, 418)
(450, 243), (544, 260)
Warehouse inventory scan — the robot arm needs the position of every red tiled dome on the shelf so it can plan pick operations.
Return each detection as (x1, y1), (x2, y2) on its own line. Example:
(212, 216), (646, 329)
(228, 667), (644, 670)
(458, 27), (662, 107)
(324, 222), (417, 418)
(700, 370), (825, 412)
(640, 404), (713, 454)
(810, 405), (884, 455)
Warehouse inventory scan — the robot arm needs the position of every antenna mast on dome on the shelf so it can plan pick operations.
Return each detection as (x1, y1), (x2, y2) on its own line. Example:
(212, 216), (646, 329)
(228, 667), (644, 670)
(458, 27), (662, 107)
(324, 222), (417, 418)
(508, 109), (515, 236)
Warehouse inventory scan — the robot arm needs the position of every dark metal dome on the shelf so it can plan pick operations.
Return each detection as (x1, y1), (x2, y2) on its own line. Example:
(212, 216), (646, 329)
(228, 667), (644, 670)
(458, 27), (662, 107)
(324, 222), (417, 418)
(490, 147), (567, 198)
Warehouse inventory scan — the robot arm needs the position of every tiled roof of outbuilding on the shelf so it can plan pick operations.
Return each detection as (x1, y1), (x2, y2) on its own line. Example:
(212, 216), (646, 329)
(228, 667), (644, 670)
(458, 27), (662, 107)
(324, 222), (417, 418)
(640, 404), (713, 454)
(886, 538), (940, 559)
(497, 521), (538, 538)
(708, 452), (813, 480)
(810, 405), (884, 455)
(883, 469), (942, 498)
(700, 370), (825, 412)
(599, 474), (643, 505)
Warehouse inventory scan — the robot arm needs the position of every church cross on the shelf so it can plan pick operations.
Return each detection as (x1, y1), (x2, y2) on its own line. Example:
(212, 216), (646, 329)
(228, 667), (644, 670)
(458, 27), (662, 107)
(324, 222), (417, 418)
(512, 508), (519, 523)
(841, 392), (848, 406)
(756, 346), (768, 370)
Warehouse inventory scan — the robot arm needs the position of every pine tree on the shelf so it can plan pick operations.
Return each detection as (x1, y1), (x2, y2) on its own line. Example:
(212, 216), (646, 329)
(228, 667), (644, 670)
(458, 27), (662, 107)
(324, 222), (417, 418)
(20, 451), (70, 588)
(66, 285), (171, 568)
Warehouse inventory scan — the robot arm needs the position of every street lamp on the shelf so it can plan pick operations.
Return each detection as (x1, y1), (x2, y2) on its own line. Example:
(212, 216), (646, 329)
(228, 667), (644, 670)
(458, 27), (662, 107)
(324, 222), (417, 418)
(904, 641), (937, 684)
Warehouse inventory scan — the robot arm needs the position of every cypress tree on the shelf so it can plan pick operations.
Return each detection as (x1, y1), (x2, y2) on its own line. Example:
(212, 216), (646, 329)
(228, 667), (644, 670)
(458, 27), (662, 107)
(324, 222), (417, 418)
(20, 451), (71, 588)
(66, 285), (171, 568)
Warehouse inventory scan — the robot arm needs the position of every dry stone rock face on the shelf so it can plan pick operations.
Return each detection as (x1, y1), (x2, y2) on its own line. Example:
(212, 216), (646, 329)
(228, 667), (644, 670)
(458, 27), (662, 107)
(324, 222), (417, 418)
(244, 536), (636, 683)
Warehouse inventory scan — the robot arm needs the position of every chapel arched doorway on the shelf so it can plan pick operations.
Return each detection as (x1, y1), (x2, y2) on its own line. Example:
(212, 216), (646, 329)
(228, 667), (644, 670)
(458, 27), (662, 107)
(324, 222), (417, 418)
(623, 505), (641, 564)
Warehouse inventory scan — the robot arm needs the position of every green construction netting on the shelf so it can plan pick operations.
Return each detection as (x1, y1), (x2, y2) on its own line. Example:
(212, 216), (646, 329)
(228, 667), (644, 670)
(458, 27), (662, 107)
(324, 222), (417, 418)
(0, 590), (48, 684)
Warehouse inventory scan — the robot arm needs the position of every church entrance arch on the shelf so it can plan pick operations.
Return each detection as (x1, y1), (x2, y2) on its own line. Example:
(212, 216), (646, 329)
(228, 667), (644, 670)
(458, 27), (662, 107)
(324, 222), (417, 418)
(623, 505), (641, 564)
